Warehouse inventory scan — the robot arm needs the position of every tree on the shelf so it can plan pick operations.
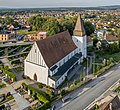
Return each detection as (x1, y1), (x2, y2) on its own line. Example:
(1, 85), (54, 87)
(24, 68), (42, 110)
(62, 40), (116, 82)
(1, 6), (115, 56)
(80, 74), (83, 81)
(28, 16), (47, 31)
(109, 57), (113, 64)
(38, 83), (43, 89)
(67, 82), (71, 88)
(117, 29), (120, 48)
(73, 80), (77, 85)
(93, 38), (98, 47)
(60, 89), (66, 96)
(84, 21), (95, 36)
(109, 43), (119, 54)
(4, 65), (9, 70)
(42, 19), (60, 36)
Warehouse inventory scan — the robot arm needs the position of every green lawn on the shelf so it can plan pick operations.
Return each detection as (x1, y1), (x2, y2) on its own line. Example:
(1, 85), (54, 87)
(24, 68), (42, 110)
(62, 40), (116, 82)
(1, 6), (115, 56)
(102, 52), (120, 63)
(17, 29), (36, 35)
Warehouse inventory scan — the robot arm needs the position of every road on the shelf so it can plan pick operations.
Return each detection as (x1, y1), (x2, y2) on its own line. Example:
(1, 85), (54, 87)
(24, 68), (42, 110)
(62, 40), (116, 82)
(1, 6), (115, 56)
(0, 41), (33, 47)
(52, 64), (120, 110)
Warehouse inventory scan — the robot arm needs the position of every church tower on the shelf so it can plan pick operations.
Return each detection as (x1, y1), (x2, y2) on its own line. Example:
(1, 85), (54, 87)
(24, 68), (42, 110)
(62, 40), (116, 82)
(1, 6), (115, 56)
(72, 13), (87, 58)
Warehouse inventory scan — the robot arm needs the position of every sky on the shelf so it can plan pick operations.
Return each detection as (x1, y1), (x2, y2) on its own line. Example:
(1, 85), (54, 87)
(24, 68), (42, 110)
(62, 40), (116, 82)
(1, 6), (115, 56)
(0, 0), (120, 8)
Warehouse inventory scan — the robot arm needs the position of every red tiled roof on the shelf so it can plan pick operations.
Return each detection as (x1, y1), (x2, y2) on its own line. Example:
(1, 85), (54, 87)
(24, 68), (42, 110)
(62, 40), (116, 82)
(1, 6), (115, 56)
(104, 35), (118, 41)
(36, 31), (77, 68)
(87, 37), (92, 43)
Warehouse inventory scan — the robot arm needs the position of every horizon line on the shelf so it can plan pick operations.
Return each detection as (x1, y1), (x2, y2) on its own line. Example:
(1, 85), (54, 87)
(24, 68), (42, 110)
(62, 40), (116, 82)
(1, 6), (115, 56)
(0, 4), (120, 9)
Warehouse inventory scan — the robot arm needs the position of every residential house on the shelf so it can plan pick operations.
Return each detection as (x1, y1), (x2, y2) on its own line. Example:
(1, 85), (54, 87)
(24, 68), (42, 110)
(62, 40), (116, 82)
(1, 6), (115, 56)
(87, 37), (93, 47)
(95, 29), (107, 39)
(24, 31), (48, 41)
(97, 40), (109, 49)
(0, 31), (11, 41)
(101, 34), (118, 44)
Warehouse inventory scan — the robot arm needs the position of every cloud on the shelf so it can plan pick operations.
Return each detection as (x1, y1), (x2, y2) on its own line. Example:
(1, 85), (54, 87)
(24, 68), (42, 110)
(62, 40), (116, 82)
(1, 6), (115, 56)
(0, 0), (120, 8)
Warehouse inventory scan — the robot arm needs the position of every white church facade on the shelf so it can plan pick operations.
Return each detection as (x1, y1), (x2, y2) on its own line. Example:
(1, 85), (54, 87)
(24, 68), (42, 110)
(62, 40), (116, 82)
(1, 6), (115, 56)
(24, 14), (87, 88)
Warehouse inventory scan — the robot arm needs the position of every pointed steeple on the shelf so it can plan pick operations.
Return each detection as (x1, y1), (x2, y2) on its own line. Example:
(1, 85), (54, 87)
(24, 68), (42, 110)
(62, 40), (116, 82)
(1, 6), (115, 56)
(74, 13), (85, 37)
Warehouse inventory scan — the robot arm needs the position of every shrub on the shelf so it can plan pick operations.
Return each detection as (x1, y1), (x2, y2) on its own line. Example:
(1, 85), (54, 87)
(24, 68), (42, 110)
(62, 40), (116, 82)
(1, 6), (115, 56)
(60, 89), (66, 96)
(45, 88), (54, 98)
(95, 63), (114, 76)
(80, 74), (83, 81)
(0, 67), (16, 81)
(38, 83), (43, 89)
(67, 82), (71, 88)
(37, 101), (50, 110)
(22, 83), (50, 110)
(74, 80), (77, 85)
(4, 65), (9, 70)
(22, 83), (28, 90)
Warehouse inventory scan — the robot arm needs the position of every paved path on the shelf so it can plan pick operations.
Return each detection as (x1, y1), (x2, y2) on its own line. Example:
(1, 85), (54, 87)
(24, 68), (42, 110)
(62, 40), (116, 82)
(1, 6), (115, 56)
(52, 64), (120, 110)
(0, 41), (33, 47)
(0, 79), (35, 109)
(0, 58), (23, 80)
(10, 88), (30, 110)
(0, 79), (35, 95)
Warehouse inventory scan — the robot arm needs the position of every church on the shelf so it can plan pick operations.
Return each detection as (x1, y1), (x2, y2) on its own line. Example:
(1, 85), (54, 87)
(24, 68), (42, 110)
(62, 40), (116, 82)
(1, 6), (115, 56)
(24, 14), (87, 88)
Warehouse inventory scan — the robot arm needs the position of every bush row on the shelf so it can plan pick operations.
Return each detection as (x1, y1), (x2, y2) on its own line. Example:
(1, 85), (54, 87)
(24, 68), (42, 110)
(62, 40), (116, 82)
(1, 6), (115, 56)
(22, 83), (50, 110)
(95, 63), (114, 76)
(0, 67), (16, 81)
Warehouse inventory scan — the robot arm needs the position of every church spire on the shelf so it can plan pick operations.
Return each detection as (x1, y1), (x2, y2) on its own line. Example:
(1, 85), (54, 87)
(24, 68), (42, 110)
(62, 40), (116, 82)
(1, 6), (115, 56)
(73, 13), (85, 37)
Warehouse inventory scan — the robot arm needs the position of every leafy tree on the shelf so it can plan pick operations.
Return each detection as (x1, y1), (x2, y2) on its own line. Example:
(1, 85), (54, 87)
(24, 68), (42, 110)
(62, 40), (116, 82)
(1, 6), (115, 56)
(93, 38), (98, 47)
(29, 16), (46, 31)
(67, 82), (71, 88)
(109, 43), (119, 54)
(60, 89), (66, 96)
(84, 21), (95, 36)
(109, 57), (113, 63)
(73, 80), (77, 85)
(4, 65), (9, 70)
(4, 16), (14, 25)
(80, 74), (83, 81)
(42, 19), (60, 36)
(38, 83), (43, 89)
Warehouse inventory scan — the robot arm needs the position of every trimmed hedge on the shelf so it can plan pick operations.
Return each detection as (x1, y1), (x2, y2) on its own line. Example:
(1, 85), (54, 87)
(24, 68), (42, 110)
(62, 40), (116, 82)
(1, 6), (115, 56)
(0, 67), (16, 81)
(37, 101), (50, 110)
(95, 63), (114, 76)
(22, 83), (50, 110)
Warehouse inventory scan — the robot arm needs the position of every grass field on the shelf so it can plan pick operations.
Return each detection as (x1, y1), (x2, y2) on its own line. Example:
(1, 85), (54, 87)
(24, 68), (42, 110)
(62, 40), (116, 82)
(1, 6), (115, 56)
(102, 52), (120, 63)
(17, 29), (36, 35)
